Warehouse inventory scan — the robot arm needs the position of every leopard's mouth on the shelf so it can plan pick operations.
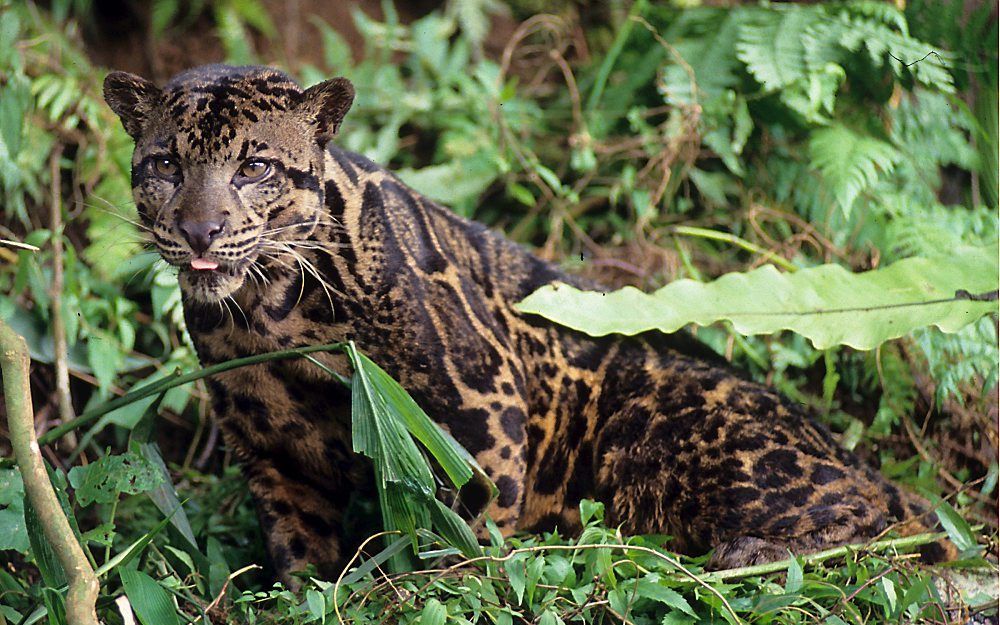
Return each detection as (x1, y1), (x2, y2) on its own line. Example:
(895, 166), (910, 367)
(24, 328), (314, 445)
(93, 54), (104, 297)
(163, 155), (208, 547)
(176, 257), (252, 302)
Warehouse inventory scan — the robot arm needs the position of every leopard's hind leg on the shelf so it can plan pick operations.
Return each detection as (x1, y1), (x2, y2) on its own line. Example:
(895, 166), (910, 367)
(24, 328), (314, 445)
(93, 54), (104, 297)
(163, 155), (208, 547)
(591, 378), (949, 567)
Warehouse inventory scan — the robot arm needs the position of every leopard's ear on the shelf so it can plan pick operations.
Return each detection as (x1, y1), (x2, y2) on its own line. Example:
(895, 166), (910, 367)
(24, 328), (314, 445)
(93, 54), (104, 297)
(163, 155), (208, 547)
(103, 71), (162, 139)
(297, 77), (354, 145)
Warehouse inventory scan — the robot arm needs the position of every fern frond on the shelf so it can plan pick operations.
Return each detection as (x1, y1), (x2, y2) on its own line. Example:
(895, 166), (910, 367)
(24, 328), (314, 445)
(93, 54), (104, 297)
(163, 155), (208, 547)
(660, 9), (745, 105)
(808, 124), (900, 215)
(887, 90), (980, 205)
(736, 6), (823, 91)
(879, 200), (999, 261)
(802, 20), (845, 73)
(836, 14), (954, 92)
(843, 0), (909, 35)
(915, 318), (999, 406)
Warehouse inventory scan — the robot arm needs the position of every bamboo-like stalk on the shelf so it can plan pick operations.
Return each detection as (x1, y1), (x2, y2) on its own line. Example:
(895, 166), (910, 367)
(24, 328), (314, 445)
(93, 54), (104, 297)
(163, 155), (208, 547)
(38, 342), (347, 445)
(0, 320), (100, 625)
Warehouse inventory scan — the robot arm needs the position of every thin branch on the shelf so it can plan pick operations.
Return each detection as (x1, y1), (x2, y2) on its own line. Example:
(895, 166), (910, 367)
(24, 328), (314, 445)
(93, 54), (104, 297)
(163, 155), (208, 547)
(1, 319), (100, 625)
(192, 564), (261, 622)
(699, 530), (947, 582)
(37, 342), (348, 446)
(48, 145), (78, 452)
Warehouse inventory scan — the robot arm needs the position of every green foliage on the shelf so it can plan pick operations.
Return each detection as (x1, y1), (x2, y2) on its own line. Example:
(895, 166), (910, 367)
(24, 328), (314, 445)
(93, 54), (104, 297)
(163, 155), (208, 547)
(809, 124), (900, 216)
(68, 451), (163, 507)
(0, 468), (29, 553)
(119, 569), (181, 625)
(518, 246), (998, 350)
(248, 500), (966, 625)
(346, 342), (486, 566)
(736, 6), (822, 92)
(0, 0), (996, 623)
(915, 317), (999, 407)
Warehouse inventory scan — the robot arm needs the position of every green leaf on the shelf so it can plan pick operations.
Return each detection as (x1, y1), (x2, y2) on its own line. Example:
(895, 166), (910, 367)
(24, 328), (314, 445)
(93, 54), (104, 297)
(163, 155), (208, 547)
(0, 76), (31, 158)
(517, 246), (999, 350)
(538, 610), (563, 625)
(0, 468), (29, 553)
(137, 442), (204, 569)
(352, 347), (473, 488)
(785, 556), (803, 594)
(339, 536), (412, 585)
(662, 612), (697, 625)
(636, 577), (696, 617)
(579, 499), (604, 526)
(506, 553), (527, 605)
(607, 587), (633, 618)
(306, 588), (326, 623)
(659, 10), (743, 105)
(898, 574), (931, 614)
(396, 158), (498, 207)
(119, 569), (180, 625)
(525, 555), (545, 606)
(420, 598), (446, 625)
(879, 576), (898, 615)
(68, 451), (163, 507)
(344, 339), (487, 562)
(86, 331), (124, 396)
(79, 523), (115, 548)
(933, 499), (978, 553)
(427, 497), (482, 558)
(809, 124), (900, 215)
(40, 588), (67, 625)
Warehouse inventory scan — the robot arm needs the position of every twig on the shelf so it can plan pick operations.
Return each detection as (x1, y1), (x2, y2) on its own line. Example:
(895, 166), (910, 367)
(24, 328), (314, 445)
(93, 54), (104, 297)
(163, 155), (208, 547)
(192, 564), (260, 622)
(698, 530), (947, 582)
(333, 531), (403, 625)
(48, 145), (78, 452)
(1, 319), (100, 625)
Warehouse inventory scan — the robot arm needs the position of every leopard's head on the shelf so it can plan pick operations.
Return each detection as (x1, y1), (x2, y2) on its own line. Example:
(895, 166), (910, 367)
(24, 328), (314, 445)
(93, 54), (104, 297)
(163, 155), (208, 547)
(103, 64), (353, 303)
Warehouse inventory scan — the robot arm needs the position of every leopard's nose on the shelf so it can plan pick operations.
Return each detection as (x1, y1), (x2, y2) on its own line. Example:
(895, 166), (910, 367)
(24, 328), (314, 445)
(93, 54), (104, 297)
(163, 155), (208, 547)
(178, 219), (224, 255)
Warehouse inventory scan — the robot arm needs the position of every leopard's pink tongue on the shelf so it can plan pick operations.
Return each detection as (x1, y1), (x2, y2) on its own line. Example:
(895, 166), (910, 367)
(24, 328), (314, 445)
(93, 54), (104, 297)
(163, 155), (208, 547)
(190, 258), (219, 271)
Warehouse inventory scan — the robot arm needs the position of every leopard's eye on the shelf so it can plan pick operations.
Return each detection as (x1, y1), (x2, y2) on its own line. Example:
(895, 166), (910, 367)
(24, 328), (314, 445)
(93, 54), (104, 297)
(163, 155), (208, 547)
(153, 158), (180, 179)
(237, 159), (270, 181)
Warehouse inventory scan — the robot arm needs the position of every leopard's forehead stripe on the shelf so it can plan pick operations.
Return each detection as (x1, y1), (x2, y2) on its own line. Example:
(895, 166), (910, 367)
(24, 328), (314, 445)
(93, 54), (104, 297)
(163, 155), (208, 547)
(159, 65), (304, 160)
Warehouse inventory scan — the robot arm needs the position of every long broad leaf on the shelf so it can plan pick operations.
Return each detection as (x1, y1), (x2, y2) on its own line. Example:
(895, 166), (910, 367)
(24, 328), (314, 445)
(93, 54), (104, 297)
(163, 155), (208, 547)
(119, 569), (180, 625)
(517, 247), (998, 350)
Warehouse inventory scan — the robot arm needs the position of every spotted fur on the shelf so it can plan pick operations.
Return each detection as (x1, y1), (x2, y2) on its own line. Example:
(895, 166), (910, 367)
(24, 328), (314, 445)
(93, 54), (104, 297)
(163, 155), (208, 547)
(104, 65), (951, 583)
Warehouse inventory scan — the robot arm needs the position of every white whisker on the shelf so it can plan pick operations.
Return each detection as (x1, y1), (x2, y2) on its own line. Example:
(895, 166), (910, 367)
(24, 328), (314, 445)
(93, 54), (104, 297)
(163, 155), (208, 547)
(260, 242), (340, 319)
